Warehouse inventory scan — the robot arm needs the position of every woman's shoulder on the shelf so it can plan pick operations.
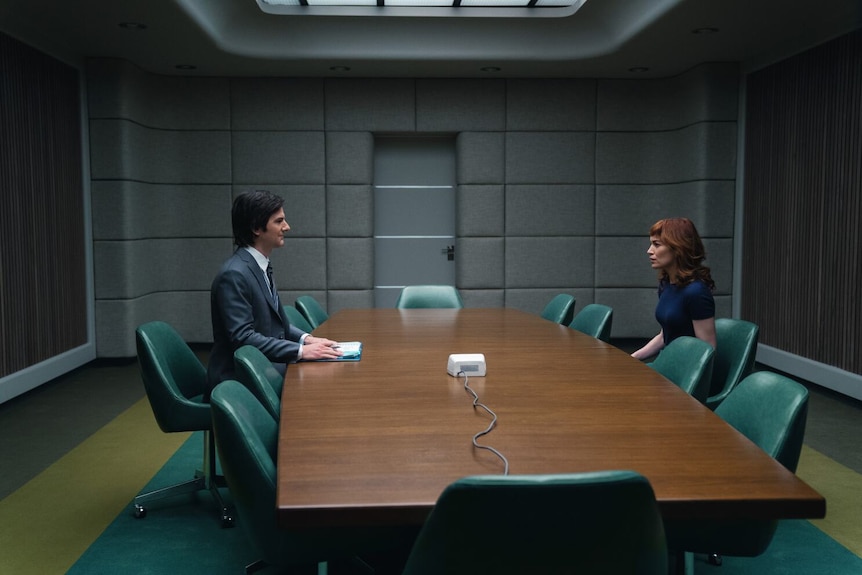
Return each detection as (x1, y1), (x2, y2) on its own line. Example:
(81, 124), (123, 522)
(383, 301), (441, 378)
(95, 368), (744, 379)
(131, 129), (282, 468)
(683, 278), (715, 302)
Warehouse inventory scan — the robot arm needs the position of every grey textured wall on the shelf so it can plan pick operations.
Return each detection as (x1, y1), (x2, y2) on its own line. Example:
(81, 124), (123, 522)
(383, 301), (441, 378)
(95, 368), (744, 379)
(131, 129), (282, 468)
(88, 59), (738, 357)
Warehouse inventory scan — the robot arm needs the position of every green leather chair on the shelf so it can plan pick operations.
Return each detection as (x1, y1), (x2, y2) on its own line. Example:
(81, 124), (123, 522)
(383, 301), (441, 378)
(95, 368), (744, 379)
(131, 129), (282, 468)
(402, 471), (667, 575)
(569, 303), (614, 342)
(648, 336), (715, 404)
(540, 293), (576, 325)
(233, 345), (282, 421)
(664, 371), (809, 564)
(133, 321), (233, 527)
(210, 380), (415, 574)
(705, 318), (760, 411)
(395, 285), (464, 309)
(283, 304), (314, 333)
(295, 295), (328, 329)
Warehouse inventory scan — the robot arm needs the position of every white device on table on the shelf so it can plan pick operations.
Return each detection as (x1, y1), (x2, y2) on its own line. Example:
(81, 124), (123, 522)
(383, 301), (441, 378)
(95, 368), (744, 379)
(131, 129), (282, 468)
(447, 353), (487, 377)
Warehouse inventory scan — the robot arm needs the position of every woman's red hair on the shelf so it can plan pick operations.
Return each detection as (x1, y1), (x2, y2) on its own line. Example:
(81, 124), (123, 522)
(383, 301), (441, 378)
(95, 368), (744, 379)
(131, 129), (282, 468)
(649, 217), (715, 290)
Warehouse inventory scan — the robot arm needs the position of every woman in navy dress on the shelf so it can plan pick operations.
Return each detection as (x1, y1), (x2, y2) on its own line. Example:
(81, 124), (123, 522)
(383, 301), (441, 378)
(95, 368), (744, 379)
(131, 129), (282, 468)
(631, 217), (716, 361)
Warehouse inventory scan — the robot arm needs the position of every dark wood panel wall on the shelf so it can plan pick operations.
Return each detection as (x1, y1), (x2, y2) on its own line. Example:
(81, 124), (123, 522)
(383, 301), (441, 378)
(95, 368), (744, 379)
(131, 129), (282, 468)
(0, 32), (87, 378)
(742, 28), (861, 375)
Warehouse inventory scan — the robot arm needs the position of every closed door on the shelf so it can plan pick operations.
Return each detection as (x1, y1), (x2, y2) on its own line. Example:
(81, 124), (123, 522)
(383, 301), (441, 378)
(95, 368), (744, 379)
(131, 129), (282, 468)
(373, 136), (456, 308)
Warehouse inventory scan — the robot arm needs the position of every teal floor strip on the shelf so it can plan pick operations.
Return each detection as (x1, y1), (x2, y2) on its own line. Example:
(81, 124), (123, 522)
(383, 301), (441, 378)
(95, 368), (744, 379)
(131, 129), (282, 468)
(66, 435), (255, 575)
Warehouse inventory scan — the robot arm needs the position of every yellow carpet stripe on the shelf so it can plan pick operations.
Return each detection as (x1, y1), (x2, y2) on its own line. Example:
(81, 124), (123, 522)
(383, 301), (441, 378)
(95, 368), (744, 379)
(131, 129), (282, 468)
(0, 397), (189, 575)
(797, 445), (862, 557)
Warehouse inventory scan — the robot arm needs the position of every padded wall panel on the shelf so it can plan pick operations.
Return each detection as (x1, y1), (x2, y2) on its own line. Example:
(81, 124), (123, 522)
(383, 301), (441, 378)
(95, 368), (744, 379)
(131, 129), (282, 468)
(595, 181), (735, 237)
(456, 132), (504, 184)
(90, 119), (231, 183)
(87, 59), (230, 129)
(597, 63), (739, 131)
(269, 238), (327, 290)
(245, 184), (327, 237)
(457, 185), (504, 236)
(505, 184), (595, 236)
(506, 78), (596, 131)
(230, 78), (324, 130)
(505, 288), (594, 318)
(94, 238), (229, 299)
(96, 292), (212, 356)
(325, 78), (415, 131)
(505, 237), (594, 288)
(595, 237), (660, 288)
(327, 238), (374, 289)
(91, 181), (231, 240)
(596, 288), (663, 338)
(327, 185), (373, 237)
(456, 237), (504, 289)
(595, 122), (737, 184)
(326, 132), (374, 184)
(505, 132), (595, 184)
(461, 289), (505, 308)
(232, 131), (325, 184)
(328, 290), (375, 315)
(416, 79), (505, 132)
(702, 238), (733, 295)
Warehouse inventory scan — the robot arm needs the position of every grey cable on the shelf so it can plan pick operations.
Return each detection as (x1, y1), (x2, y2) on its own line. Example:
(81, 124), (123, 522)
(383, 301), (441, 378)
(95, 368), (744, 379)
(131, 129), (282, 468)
(460, 371), (510, 475)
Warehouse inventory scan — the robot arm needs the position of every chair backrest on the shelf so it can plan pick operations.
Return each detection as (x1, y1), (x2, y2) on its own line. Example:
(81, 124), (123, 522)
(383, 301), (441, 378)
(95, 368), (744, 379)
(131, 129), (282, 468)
(135, 321), (211, 433)
(210, 380), (282, 561)
(402, 471), (667, 575)
(395, 285), (464, 309)
(233, 345), (283, 421)
(715, 371), (809, 473)
(569, 303), (613, 342)
(649, 336), (715, 403)
(705, 318), (760, 410)
(283, 304), (314, 333)
(540, 294), (576, 325)
(295, 295), (328, 329)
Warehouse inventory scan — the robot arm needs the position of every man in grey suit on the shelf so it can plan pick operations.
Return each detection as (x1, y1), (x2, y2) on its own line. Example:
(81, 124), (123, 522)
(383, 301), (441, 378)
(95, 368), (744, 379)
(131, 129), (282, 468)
(207, 190), (341, 395)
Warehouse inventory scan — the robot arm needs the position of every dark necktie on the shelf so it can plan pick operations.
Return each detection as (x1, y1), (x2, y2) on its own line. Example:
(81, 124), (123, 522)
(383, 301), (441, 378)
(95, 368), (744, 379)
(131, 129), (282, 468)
(266, 263), (278, 304)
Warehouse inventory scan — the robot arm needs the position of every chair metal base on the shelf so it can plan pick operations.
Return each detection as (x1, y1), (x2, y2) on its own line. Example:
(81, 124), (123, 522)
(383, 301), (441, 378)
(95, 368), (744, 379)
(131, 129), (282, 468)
(133, 431), (234, 528)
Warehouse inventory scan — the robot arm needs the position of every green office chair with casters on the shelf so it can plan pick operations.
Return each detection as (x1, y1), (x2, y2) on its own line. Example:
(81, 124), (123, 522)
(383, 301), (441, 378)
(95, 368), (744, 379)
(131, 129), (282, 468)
(294, 295), (329, 329)
(402, 471), (667, 575)
(233, 345), (283, 421)
(133, 321), (233, 527)
(283, 304), (314, 333)
(395, 285), (464, 309)
(704, 318), (759, 410)
(210, 380), (417, 574)
(648, 336), (715, 404)
(540, 293), (576, 325)
(569, 303), (614, 342)
(665, 370), (809, 565)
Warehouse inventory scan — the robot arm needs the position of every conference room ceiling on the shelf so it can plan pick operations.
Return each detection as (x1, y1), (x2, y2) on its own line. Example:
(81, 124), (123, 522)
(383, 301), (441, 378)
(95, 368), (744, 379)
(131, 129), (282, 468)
(1, 0), (859, 78)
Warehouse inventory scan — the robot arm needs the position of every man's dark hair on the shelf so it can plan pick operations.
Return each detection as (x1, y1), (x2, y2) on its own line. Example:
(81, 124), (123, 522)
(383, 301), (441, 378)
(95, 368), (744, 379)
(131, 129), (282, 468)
(231, 190), (285, 247)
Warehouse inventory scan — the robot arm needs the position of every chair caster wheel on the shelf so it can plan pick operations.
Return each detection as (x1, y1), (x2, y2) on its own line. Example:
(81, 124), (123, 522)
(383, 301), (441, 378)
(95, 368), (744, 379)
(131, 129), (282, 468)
(221, 514), (235, 528)
(134, 505), (147, 519)
(708, 553), (723, 566)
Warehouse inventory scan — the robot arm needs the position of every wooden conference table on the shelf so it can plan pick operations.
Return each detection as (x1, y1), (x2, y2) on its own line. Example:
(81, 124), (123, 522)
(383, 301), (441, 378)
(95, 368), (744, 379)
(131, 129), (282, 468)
(277, 308), (825, 529)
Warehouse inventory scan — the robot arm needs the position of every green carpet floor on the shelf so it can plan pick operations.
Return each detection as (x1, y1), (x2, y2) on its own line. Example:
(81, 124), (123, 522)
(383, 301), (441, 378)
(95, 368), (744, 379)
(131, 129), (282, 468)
(61, 434), (862, 575)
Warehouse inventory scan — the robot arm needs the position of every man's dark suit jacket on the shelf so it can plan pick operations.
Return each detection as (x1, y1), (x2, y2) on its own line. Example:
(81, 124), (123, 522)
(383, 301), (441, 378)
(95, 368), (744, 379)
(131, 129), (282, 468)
(207, 248), (306, 394)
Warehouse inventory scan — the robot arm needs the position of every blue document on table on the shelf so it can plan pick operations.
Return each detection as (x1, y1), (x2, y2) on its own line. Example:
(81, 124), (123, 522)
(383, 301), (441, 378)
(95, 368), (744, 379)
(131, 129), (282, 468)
(325, 341), (362, 361)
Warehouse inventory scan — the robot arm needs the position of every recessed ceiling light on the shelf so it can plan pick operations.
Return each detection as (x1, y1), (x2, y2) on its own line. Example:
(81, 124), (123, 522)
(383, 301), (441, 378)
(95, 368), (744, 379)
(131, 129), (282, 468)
(628, 67), (649, 73)
(119, 22), (147, 30)
(692, 27), (719, 34)
(480, 66), (501, 72)
(329, 65), (351, 72)
(175, 64), (197, 70)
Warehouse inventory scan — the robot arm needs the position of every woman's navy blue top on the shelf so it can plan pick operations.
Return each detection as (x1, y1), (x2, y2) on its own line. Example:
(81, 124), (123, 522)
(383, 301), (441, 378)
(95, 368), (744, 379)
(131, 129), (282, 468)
(655, 279), (715, 345)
